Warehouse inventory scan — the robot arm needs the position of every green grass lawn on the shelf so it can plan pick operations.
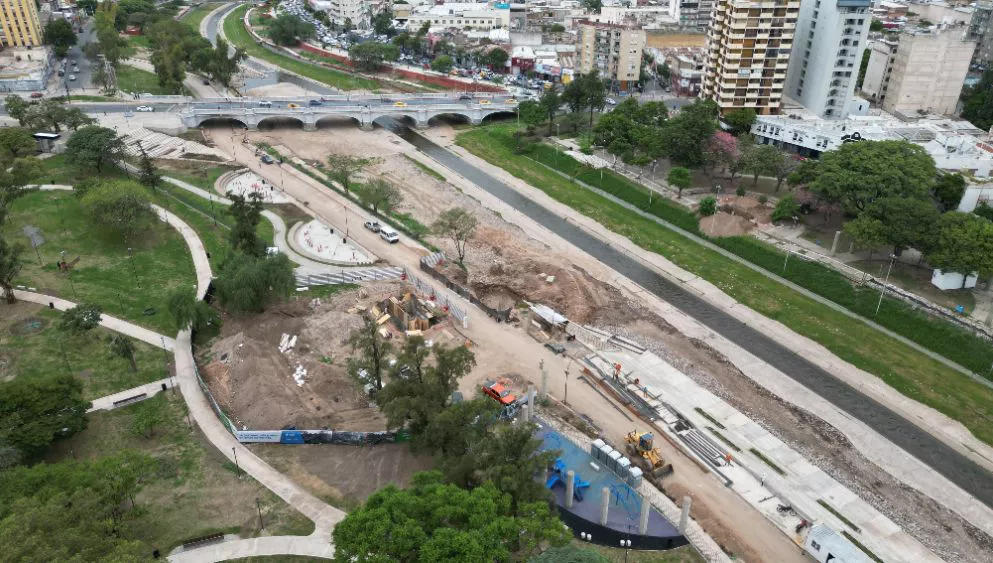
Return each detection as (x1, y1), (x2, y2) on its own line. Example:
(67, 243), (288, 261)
(44, 392), (314, 552)
(576, 541), (705, 563)
(4, 190), (196, 335)
(456, 124), (993, 447)
(33, 154), (126, 185)
(224, 4), (378, 91)
(181, 1), (224, 30)
(117, 65), (183, 96)
(2, 304), (170, 400)
(850, 259), (976, 313)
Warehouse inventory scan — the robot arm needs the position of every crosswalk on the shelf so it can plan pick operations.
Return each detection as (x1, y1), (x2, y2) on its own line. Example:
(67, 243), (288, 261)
(294, 266), (405, 287)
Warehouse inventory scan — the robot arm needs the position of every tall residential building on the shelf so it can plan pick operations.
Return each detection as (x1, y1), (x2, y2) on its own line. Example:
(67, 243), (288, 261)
(863, 26), (975, 116)
(783, 0), (871, 119)
(576, 20), (647, 90)
(0, 0), (43, 47)
(967, 1), (993, 65)
(678, 0), (716, 31)
(700, 0), (801, 115)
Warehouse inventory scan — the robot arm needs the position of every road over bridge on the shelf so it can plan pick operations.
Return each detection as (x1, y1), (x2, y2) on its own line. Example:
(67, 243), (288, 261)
(180, 94), (520, 130)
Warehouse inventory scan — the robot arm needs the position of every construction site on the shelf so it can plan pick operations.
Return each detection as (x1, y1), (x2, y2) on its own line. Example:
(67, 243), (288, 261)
(194, 121), (993, 562)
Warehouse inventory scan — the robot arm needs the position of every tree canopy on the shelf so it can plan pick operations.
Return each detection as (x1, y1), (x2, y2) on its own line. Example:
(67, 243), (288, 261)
(799, 140), (936, 216)
(961, 68), (993, 131)
(660, 100), (719, 168)
(58, 303), (104, 335)
(349, 42), (400, 72)
(331, 471), (569, 563)
(0, 374), (90, 461)
(65, 126), (125, 172)
(228, 192), (266, 257)
(431, 55), (455, 73)
(721, 108), (757, 136)
(43, 19), (77, 57)
(926, 212), (993, 280)
(268, 14), (314, 46)
(432, 207), (477, 263)
(80, 180), (153, 238)
(592, 97), (667, 164)
(214, 252), (295, 313)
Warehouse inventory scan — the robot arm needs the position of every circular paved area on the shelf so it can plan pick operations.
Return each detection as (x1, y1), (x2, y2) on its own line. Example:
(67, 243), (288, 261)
(294, 219), (371, 264)
(225, 171), (293, 204)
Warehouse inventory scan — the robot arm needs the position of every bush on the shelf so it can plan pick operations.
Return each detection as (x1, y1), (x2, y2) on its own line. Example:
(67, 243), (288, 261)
(736, 186), (746, 197)
(771, 194), (800, 222)
(699, 196), (717, 216)
(758, 195), (768, 205)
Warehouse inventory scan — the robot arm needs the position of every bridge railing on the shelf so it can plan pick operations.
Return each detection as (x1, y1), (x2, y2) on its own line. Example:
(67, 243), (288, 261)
(189, 93), (506, 104)
(184, 104), (510, 116)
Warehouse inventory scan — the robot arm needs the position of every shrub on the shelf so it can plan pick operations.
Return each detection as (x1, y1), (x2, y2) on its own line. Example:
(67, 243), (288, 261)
(771, 194), (800, 222)
(736, 186), (746, 197)
(758, 195), (768, 205)
(699, 196), (717, 217)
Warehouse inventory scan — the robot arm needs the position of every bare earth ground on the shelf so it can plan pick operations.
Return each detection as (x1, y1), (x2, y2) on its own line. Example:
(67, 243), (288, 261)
(699, 196), (773, 238)
(215, 123), (993, 561)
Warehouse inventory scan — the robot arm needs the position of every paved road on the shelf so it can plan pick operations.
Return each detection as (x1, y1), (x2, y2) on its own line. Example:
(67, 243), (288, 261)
(397, 126), (993, 511)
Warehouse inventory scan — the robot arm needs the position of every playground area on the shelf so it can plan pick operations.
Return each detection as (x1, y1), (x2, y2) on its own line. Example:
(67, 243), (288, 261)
(536, 420), (685, 550)
(292, 219), (373, 265)
(224, 170), (293, 204)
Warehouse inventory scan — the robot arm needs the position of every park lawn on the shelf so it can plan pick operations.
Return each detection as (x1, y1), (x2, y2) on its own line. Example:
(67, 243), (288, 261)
(224, 4), (378, 91)
(33, 153), (127, 185)
(576, 541), (705, 563)
(4, 190), (195, 335)
(2, 304), (170, 401)
(457, 124), (993, 446)
(181, 1), (224, 30)
(44, 392), (314, 552)
(118, 65), (183, 95)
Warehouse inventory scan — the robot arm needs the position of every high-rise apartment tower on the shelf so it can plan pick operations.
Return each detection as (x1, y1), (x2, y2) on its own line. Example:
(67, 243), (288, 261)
(0, 0), (42, 47)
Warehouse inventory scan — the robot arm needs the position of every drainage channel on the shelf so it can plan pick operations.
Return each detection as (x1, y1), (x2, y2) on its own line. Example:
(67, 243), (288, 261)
(387, 120), (993, 510)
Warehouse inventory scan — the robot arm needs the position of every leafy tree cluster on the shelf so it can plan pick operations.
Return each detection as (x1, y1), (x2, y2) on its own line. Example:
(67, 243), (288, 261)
(432, 207), (477, 263)
(0, 132), (40, 304)
(65, 125), (125, 173)
(80, 180), (153, 239)
(214, 252), (295, 313)
(961, 68), (993, 131)
(591, 97), (668, 165)
(4, 96), (95, 133)
(349, 42), (400, 72)
(0, 375), (90, 463)
(268, 14), (315, 46)
(42, 18), (77, 57)
(562, 70), (607, 129)
(145, 19), (245, 90)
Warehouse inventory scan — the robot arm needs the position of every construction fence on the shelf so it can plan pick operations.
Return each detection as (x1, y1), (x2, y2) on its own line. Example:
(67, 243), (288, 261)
(417, 253), (511, 323)
(234, 429), (409, 445)
(404, 264), (470, 328)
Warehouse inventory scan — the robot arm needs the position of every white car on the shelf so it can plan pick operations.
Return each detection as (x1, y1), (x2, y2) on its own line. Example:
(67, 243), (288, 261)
(68, 74), (77, 81)
(606, 98), (618, 106)
(135, 106), (154, 112)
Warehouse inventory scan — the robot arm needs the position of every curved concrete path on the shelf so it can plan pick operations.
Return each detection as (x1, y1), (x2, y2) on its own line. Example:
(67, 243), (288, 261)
(14, 186), (342, 561)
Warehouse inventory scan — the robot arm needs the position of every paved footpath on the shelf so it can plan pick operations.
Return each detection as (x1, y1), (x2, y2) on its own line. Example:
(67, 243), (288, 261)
(88, 378), (176, 412)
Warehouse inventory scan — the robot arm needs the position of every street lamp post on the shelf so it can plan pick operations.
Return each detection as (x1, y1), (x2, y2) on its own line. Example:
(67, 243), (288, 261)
(875, 254), (897, 316)
(232, 446), (241, 474)
(127, 247), (141, 289)
(255, 497), (265, 530)
(711, 185), (722, 233)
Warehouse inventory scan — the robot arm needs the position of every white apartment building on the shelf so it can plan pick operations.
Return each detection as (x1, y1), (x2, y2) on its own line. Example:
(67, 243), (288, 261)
(406, 3), (511, 31)
(308, 0), (365, 25)
(783, 0), (871, 119)
(576, 20), (647, 88)
(700, 0), (801, 115)
(862, 25), (976, 116)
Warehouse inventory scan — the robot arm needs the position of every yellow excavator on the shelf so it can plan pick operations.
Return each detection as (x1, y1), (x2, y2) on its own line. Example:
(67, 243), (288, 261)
(625, 430), (674, 479)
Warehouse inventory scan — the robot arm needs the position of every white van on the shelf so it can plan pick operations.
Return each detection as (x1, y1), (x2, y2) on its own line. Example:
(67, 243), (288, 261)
(379, 225), (399, 244)
(258, 100), (272, 108)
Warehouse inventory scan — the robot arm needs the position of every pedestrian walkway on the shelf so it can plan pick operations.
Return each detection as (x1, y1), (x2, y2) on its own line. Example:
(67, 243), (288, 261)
(88, 378), (175, 412)
(168, 535), (334, 562)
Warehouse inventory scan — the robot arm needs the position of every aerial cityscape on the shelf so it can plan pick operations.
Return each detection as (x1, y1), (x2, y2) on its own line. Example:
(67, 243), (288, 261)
(0, 0), (992, 561)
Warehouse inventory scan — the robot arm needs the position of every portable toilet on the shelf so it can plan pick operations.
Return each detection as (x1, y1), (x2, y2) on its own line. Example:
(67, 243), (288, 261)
(591, 439), (606, 461)
(628, 466), (644, 488)
(600, 444), (615, 465)
(608, 450), (622, 472)
(617, 457), (632, 480)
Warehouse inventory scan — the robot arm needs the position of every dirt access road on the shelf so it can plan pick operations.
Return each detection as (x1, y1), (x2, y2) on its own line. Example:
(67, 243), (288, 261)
(208, 124), (808, 562)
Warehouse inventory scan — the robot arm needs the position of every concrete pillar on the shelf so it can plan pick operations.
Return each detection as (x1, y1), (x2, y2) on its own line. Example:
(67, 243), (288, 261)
(639, 495), (650, 535)
(830, 230), (842, 256)
(528, 385), (536, 408)
(540, 363), (548, 399)
(360, 121), (374, 131)
(679, 496), (691, 534)
(600, 487), (610, 525)
(303, 122), (317, 132)
(565, 470), (575, 509)
(520, 404), (529, 423)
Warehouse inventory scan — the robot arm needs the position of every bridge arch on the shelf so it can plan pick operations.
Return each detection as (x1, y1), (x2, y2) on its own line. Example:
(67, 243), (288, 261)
(314, 114), (363, 129)
(427, 112), (472, 126)
(256, 115), (306, 130)
(480, 110), (518, 124)
(196, 116), (249, 129)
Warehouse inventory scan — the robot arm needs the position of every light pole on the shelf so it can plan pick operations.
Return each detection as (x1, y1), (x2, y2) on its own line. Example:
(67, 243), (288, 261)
(127, 247), (141, 289)
(711, 185), (722, 233)
(255, 497), (265, 530)
(875, 254), (897, 316)
(232, 446), (241, 474)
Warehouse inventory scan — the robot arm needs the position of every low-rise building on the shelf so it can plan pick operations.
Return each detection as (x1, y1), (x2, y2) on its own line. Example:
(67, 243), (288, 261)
(576, 20), (646, 89)
(751, 108), (993, 177)
(406, 2), (511, 32)
(0, 46), (53, 91)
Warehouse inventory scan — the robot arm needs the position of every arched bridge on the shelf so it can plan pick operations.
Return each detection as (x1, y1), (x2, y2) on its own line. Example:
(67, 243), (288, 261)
(179, 97), (519, 131)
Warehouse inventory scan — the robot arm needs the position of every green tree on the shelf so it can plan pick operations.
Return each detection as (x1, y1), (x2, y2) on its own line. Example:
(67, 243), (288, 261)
(769, 150), (798, 192)
(0, 227), (23, 304)
(581, 0), (603, 13)
(803, 140), (936, 216)
(482, 48), (509, 69)
(150, 41), (187, 92)
(0, 375), (90, 460)
(62, 107), (95, 132)
(58, 303), (103, 335)
(24, 99), (70, 132)
(229, 192), (266, 256)
(431, 54), (454, 73)
(549, 23), (566, 33)
(108, 333), (138, 373)
(432, 207), (477, 263)
(933, 172), (966, 212)
(80, 180), (152, 238)
(538, 89), (560, 131)
(740, 143), (781, 186)
(206, 38), (246, 87)
(856, 48), (872, 89)
(130, 396), (168, 438)
(771, 194), (800, 222)
(869, 19), (884, 32)
(0, 128), (36, 162)
(961, 68), (993, 130)
(975, 203), (993, 221)
(667, 166), (692, 198)
(137, 145), (160, 190)
(4, 95), (31, 127)
(43, 19), (77, 57)
(326, 154), (378, 194)
(348, 42), (400, 71)
(371, 7), (394, 35)
(722, 108), (757, 136)
(531, 546), (609, 562)
(517, 100), (545, 133)
(94, 3), (125, 66)
(214, 252), (295, 313)
(843, 216), (887, 259)
(865, 196), (940, 255)
(359, 177), (403, 214)
(660, 99), (719, 168)
(476, 423), (557, 511)
(926, 212), (993, 283)
(332, 471), (569, 562)
(167, 285), (218, 332)
(268, 14), (315, 46)
(698, 195), (717, 217)
(347, 316), (393, 391)
(65, 126), (125, 172)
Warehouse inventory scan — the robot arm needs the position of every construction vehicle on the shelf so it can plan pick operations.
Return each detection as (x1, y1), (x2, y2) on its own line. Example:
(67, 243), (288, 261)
(625, 430), (673, 479)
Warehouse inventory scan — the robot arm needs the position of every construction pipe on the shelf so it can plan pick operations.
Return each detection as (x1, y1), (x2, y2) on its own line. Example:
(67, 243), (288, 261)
(600, 487), (610, 525)
(639, 495), (650, 535)
(521, 404), (530, 423)
(679, 496), (691, 534)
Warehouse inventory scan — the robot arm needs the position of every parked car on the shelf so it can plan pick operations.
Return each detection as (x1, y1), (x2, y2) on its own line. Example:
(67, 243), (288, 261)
(30, 92), (43, 98)
(68, 74), (77, 81)
(135, 106), (154, 112)
(363, 220), (381, 232)
(544, 342), (566, 355)
(605, 98), (617, 106)
(482, 380), (517, 406)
